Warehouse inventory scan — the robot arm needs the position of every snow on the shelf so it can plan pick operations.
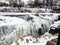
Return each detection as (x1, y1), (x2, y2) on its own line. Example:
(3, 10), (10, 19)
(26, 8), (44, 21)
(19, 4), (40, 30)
(9, 13), (59, 45)
(0, 16), (29, 27)
(0, 15), (49, 45)
(0, 16), (33, 45)
(0, 13), (60, 45)
(50, 21), (60, 28)
(0, 0), (60, 45)
(11, 32), (58, 45)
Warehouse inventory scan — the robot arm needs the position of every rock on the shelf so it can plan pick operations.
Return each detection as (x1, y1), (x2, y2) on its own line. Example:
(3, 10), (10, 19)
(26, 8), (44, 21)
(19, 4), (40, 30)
(46, 38), (57, 45)
(51, 38), (57, 43)
(46, 41), (56, 45)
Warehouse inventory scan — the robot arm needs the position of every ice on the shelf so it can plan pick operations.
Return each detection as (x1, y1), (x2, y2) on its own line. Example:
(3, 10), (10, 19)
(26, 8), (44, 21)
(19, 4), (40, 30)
(0, 16), (44, 45)
(0, 16), (32, 45)
(0, 13), (60, 45)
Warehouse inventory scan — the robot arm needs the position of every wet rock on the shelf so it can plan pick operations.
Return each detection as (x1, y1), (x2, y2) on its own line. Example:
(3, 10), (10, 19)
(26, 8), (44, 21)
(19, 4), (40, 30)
(58, 15), (60, 20)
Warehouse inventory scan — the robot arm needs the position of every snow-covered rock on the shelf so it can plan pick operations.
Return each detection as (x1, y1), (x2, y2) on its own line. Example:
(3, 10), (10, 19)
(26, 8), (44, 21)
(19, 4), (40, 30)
(49, 21), (60, 35)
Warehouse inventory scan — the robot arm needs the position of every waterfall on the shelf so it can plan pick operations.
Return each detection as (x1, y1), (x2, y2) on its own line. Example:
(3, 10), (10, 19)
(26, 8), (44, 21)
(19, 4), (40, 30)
(0, 25), (15, 40)
(0, 14), (55, 45)
(0, 16), (30, 45)
(0, 16), (41, 45)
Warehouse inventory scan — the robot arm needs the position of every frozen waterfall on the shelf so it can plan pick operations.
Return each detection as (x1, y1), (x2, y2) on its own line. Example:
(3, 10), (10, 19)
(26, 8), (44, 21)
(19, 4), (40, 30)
(0, 14), (54, 45)
(0, 16), (40, 45)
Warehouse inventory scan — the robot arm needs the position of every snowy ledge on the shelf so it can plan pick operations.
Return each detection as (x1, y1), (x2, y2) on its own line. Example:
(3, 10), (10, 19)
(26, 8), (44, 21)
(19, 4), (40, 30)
(0, 12), (60, 16)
